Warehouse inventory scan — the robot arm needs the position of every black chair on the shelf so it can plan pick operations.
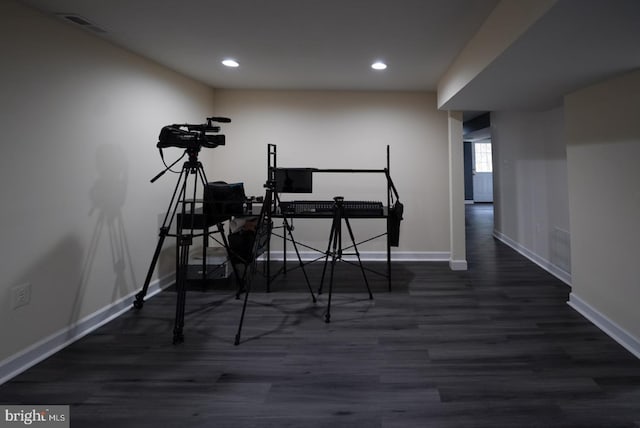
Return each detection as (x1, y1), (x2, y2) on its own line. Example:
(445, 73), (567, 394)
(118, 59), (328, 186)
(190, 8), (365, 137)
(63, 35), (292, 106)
(201, 181), (247, 288)
(203, 181), (245, 223)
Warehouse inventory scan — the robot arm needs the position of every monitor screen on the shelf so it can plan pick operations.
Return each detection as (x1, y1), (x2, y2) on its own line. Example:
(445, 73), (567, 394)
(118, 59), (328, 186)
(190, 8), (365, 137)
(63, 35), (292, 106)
(275, 168), (314, 193)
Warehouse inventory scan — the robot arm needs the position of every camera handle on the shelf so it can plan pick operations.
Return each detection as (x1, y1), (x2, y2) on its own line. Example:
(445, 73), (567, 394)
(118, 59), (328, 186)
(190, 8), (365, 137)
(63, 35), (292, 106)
(150, 149), (186, 183)
(150, 144), (202, 183)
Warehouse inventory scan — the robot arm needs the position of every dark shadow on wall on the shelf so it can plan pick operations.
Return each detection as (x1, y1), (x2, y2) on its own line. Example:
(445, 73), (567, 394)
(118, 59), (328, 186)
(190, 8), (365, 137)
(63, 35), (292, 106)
(69, 143), (137, 329)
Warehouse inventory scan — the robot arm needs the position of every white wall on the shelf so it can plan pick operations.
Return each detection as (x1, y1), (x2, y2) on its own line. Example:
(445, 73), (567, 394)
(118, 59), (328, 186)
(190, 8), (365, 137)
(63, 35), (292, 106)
(491, 107), (571, 282)
(565, 69), (640, 350)
(0, 1), (214, 365)
(206, 89), (451, 259)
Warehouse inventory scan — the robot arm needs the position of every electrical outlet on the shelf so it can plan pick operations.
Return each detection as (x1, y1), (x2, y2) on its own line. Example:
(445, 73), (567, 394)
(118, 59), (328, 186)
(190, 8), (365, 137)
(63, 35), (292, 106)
(11, 283), (31, 309)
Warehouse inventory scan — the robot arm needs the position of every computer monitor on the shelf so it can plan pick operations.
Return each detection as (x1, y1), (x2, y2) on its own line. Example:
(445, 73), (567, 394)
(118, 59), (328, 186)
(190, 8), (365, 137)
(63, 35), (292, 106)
(275, 168), (314, 193)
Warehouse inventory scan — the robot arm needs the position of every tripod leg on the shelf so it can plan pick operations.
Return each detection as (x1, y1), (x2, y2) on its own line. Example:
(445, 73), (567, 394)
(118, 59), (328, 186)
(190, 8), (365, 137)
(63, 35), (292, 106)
(234, 194), (271, 343)
(173, 235), (190, 344)
(282, 220), (287, 276)
(202, 227), (208, 283)
(318, 215), (338, 295)
(134, 167), (190, 309)
(235, 264), (248, 300)
(173, 164), (201, 343)
(214, 223), (244, 299)
(344, 217), (373, 299)
(133, 227), (169, 309)
(266, 221), (271, 292)
(195, 164), (210, 284)
(387, 233), (392, 292)
(325, 224), (340, 323)
(234, 260), (255, 345)
(324, 208), (342, 323)
(282, 216), (316, 302)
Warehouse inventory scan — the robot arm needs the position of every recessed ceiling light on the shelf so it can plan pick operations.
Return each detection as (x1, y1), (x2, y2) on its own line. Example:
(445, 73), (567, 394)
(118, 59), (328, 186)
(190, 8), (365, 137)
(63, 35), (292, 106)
(371, 61), (387, 70)
(222, 59), (239, 68)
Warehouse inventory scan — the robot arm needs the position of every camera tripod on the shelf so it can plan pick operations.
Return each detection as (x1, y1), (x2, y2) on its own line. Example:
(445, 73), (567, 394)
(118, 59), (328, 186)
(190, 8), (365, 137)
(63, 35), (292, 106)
(319, 196), (373, 323)
(133, 146), (238, 344)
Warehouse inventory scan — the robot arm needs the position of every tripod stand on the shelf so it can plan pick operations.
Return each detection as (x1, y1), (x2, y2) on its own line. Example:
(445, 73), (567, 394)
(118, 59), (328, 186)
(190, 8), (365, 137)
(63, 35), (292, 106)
(319, 196), (373, 323)
(133, 146), (236, 344)
(234, 181), (316, 345)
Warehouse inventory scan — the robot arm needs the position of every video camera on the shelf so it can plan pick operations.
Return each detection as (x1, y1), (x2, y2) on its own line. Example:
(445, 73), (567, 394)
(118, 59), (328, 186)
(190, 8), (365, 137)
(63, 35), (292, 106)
(157, 116), (230, 150)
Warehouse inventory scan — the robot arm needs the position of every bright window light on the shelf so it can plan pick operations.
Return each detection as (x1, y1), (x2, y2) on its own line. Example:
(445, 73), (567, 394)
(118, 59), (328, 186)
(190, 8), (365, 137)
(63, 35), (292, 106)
(371, 61), (387, 70)
(474, 142), (493, 173)
(222, 59), (239, 68)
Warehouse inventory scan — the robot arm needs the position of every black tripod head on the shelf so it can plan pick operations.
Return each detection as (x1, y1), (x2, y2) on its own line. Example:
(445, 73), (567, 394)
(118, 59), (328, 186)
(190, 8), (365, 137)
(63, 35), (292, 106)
(185, 145), (202, 165)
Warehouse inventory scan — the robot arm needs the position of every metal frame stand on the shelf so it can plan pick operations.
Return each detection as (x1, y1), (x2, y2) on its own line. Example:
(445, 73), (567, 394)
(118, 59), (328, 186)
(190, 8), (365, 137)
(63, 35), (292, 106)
(234, 182), (317, 345)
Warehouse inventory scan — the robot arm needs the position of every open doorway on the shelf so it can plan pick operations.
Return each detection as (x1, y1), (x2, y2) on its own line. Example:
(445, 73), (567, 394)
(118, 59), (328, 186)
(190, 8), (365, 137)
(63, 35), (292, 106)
(472, 139), (493, 203)
(463, 139), (494, 203)
(463, 112), (493, 204)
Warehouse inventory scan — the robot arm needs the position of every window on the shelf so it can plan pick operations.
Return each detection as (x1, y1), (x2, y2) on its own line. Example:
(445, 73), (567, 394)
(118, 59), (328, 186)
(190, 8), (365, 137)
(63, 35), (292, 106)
(474, 141), (492, 173)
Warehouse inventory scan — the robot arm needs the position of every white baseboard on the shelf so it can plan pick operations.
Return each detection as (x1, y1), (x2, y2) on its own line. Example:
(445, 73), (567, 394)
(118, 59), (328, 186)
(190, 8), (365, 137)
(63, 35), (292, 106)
(568, 293), (640, 359)
(493, 230), (572, 285)
(449, 259), (468, 271)
(0, 273), (174, 385)
(260, 251), (451, 262)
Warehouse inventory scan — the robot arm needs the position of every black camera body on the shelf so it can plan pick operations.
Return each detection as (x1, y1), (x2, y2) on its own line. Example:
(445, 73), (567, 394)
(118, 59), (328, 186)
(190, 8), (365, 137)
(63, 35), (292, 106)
(157, 117), (230, 150)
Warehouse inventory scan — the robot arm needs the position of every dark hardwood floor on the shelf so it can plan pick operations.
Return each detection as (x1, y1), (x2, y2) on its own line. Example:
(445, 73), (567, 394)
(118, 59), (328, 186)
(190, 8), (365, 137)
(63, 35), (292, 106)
(2, 204), (640, 427)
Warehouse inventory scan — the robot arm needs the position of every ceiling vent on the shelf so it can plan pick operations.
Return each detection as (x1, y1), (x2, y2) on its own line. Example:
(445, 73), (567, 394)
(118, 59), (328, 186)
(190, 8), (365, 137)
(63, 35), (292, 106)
(56, 14), (107, 34)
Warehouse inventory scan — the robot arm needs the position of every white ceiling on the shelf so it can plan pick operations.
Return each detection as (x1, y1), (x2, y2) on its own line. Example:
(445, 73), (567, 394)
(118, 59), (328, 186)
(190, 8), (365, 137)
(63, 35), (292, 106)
(18, 0), (498, 91)
(440, 0), (640, 112)
(17, 0), (640, 113)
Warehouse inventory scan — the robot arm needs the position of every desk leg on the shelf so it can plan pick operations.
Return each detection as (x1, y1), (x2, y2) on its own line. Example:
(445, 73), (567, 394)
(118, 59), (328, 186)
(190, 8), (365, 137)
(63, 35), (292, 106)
(202, 228), (208, 282)
(266, 220), (271, 293)
(387, 232), (392, 292)
(283, 219), (287, 274)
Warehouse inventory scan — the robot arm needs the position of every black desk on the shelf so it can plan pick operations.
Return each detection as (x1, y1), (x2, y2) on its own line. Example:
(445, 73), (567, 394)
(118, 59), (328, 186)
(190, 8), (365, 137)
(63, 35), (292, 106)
(267, 204), (392, 291)
(176, 201), (393, 292)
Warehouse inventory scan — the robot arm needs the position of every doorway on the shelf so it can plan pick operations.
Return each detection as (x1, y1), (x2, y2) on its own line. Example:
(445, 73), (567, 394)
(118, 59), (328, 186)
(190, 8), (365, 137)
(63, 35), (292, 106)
(463, 139), (493, 203)
(472, 139), (493, 203)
